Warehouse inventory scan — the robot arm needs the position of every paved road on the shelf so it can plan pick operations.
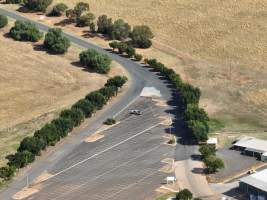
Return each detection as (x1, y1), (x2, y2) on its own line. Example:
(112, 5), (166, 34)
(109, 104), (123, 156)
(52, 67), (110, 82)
(0, 7), (201, 199)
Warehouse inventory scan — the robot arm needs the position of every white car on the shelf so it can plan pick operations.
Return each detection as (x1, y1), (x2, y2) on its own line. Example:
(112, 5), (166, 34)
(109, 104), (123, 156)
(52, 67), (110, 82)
(129, 109), (142, 115)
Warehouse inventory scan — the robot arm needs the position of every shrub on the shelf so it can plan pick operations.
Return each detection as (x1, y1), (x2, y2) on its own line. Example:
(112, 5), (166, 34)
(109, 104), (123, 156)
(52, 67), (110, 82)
(79, 49), (112, 74)
(18, 137), (45, 155)
(49, 3), (68, 16)
(0, 15), (8, 28)
(0, 166), (16, 181)
(51, 117), (74, 138)
(104, 118), (116, 125)
(34, 123), (61, 146)
(9, 20), (43, 42)
(66, 2), (89, 22)
(23, 0), (53, 12)
(97, 15), (113, 34)
(199, 145), (216, 158)
(60, 108), (84, 127)
(176, 189), (193, 200)
(130, 25), (154, 48)
(180, 83), (201, 106)
(98, 86), (118, 100)
(125, 46), (136, 58)
(86, 91), (106, 109)
(105, 76), (128, 88)
(187, 120), (209, 142)
(109, 19), (131, 40)
(134, 54), (143, 61)
(44, 28), (70, 54)
(7, 151), (35, 168)
(72, 99), (95, 118)
(76, 12), (95, 27)
(204, 155), (224, 173)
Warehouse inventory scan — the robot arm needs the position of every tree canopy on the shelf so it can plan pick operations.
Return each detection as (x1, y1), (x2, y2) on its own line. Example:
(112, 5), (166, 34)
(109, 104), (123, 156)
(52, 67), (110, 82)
(130, 25), (154, 48)
(23, 0), (52, 12)
(0, 15), (8, 28)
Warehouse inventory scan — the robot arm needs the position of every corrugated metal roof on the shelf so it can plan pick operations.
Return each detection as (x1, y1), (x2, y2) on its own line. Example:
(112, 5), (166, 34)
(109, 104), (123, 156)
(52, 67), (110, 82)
(240, 169), (267, 192)
(234, 138), (267, 153)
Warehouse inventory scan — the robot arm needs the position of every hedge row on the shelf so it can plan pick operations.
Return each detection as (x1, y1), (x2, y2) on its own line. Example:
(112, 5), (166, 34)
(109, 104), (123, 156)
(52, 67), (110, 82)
(145, 58), (209, 141)
(0, 76), (127, 182)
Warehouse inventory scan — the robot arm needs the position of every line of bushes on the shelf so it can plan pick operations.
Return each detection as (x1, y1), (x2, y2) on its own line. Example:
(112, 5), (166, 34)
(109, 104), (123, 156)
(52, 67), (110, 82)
(0, 75), (127, 182)
(144, 58), (209, 142)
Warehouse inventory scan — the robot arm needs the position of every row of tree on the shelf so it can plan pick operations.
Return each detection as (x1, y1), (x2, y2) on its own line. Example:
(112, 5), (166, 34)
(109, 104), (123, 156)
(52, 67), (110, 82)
(144, 58), (209, 142)
(199, 145), (224, 173)
(5, 0), (154, 49)
(0, 76), (127, 182)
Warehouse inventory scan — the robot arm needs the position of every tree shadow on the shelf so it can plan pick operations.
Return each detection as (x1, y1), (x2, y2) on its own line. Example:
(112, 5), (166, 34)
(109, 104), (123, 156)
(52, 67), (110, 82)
(191, 167), (205, 174)
(70, 61), (96, 73)
(191, 154), (202, 161)
(33, 44), (46, 52)
(81, 30), (97, 38)
(54, 19), (73, 27)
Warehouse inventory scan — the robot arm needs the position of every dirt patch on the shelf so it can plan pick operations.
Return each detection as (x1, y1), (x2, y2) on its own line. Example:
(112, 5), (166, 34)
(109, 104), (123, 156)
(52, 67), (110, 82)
(84, 132), (104, 143)
(159, 116), (172, 126)
(31, 172), (53, 185)
(153, 99), (168, 107)
(12, 187), (39, 200)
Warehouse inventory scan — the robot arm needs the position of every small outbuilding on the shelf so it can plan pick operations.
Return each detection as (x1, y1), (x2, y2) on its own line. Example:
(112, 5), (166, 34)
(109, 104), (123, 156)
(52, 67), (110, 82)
(239, 169), (267, 200)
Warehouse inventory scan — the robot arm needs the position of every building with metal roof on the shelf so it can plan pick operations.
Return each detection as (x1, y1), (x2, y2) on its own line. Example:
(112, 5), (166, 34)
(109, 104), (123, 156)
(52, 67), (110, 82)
(239, 169), (267, 200)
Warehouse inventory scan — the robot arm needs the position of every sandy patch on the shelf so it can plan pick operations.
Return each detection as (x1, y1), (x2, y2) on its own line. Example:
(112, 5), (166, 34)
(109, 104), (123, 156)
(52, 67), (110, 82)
(31, 172), (53, 185)
(159, 116), (172, 126)
(152, 98), (168, 107)
(84, 133), (104, 143)
(159, 158), (174, 173)
(12, 187), (39, 200)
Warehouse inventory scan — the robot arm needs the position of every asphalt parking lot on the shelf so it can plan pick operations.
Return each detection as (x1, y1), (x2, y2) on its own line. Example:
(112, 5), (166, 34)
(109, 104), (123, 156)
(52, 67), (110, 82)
(24, 97), (175, 200)
(210, 148), (261, 182)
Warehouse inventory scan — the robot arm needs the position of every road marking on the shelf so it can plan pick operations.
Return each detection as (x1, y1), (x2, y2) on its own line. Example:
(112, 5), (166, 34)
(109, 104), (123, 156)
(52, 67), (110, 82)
(51, 144), (162, 200)
(113, 94), (140, 118)
(50, 123), (161, 179)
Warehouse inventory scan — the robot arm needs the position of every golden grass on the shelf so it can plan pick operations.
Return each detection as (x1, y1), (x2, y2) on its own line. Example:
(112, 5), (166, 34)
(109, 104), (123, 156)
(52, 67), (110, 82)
(0, 25), (125, 166)
(1, 0), (266, 143)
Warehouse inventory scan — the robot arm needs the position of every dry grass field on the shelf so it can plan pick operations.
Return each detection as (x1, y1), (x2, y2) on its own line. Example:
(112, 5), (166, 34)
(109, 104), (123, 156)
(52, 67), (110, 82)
(0, 24), (125, 166)
(0, 0), (266, 145)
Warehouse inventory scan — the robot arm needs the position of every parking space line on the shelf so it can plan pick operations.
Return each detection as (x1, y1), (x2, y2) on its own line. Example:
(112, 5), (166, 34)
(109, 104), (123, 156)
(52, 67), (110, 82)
(50, 123), (161, 180)
(50, 144), (163, 200)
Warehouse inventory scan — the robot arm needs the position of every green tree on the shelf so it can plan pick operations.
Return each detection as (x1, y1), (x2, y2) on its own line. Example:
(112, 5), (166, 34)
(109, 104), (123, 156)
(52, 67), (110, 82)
(180, 83), (201, 105)
(204, 155), (224, 173)
(117, 42), (128, 54)
(199, 145), (216, 158)
(97, 15), (113, 34)
(79, 49), (112, 74)
(125, 46), (136, 58)
(60, 108), (84, 127)
(0, 15), (8, 28)
(184, 104), (209, 122)
(130, 25), (154, 48)
(51, 117), (74, 138)
(176, 189), (193, 200)
(98, 86), (118, 99)
(86, 91), (106, 109)
(49, 3), (68, 16)
(34, 123), (60, 146)
(77, 12), (95, 27)
(72, 99), (95, 118)
(9, 20), (43, 42)
(66, 2), (89, 23)
(187, 120), (209, 142)
(0, 166), (16, 181)
(109, 41), (119, 51)
(23, 0), (53, 12)
(7, 151), (35, 168)
(44, 28), (70, 54)
(18, 137), (45, 155)
(109, 19), (131, 40)
(105, 76), (128, 88)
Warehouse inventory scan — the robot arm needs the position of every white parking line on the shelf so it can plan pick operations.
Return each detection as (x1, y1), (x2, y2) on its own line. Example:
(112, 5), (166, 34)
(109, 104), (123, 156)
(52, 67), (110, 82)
(50, 123), (161, 179)
(50, 144), (162, 200)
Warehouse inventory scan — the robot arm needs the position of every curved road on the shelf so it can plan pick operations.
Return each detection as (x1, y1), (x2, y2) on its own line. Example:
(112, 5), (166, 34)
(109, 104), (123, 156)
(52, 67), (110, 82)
(0, 7), (210, 199)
